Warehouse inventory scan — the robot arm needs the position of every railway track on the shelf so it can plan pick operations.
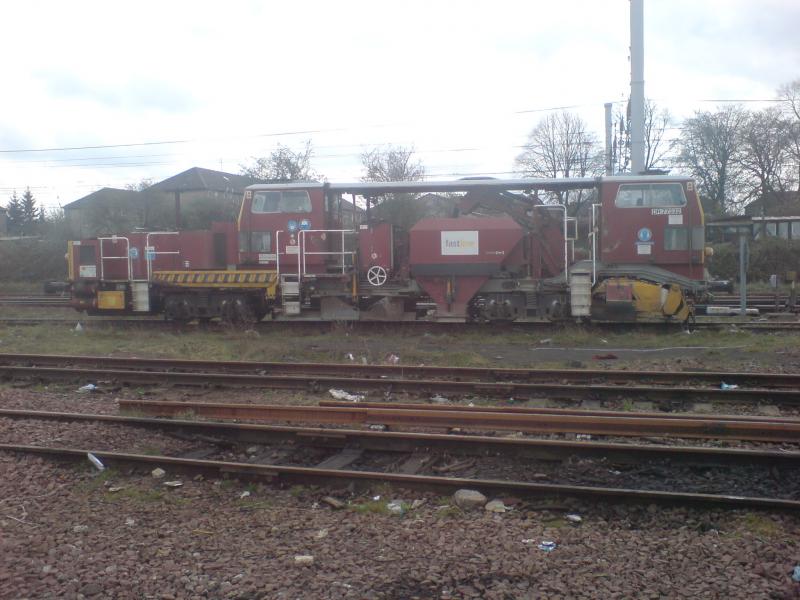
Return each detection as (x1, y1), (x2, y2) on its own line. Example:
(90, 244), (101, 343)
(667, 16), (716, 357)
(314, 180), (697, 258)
(0, 315), (799, 332)
(118, 398), (800, 442)
(2, 352), (800, 404)
(2, 407), (799, 510)
(0, 294), (70, 306)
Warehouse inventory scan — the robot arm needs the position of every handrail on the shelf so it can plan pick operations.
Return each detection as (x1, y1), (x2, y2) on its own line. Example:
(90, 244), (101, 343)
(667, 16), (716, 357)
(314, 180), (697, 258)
(97, 236), (131, 281)
(591, 203), (601, 284)
(299, 229), (357, 276)
(145, 231), (180, 281)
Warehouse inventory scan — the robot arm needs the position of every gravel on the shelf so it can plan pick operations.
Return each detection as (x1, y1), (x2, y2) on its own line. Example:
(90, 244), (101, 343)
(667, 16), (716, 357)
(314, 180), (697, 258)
(3, 385), (800, 598)
(1, 454), (800, 599)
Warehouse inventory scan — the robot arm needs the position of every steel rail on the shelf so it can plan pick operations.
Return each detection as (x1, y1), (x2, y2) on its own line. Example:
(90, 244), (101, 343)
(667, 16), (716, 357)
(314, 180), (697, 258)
(2, 352), (800, 388)
(118, 399), (800, 443)
(1, 316), (800, 332)
(3, 364), (800, 404)
(319, 400), (800, 424)
(2, 443), (798, 510)
(3, 408), (797, 467)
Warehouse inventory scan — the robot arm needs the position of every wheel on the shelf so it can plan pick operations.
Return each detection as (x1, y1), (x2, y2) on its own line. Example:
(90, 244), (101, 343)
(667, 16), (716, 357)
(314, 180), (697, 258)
(367, 265), (388, 287)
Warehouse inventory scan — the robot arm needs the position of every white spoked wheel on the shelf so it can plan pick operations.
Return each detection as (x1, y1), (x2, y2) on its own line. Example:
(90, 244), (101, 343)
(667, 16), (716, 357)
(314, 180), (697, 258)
(367, 265), (388, 287)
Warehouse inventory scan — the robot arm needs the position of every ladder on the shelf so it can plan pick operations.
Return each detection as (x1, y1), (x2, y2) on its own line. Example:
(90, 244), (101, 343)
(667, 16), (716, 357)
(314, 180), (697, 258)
(280, 274), (301, 315)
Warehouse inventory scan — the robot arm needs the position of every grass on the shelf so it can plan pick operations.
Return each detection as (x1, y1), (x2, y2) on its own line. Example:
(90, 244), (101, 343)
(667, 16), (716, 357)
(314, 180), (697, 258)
(0, 318), (794, 371)
(737, 512), (782, 538)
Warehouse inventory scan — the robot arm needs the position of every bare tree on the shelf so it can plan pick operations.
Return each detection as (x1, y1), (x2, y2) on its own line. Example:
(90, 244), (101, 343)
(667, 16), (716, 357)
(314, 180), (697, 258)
(778, 79), (800, 192)
(360, 145), (425, 182)
(515, 111), (603, 215)
(240, 140), (318, 183)
(675, 105), (748, 216)
(613, 99), (674, 173)
(360, 145), (426, 230)
(736, 107), (794, 207)
(124, 178), (155, 192)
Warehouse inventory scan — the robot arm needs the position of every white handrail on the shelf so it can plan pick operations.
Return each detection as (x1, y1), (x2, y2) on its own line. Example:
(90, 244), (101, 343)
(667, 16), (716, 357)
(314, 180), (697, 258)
(145, 231), (180, 280)
(97, 236), (131, 281)
(298, 229), (357, 276)
(590, 203), (601, 284)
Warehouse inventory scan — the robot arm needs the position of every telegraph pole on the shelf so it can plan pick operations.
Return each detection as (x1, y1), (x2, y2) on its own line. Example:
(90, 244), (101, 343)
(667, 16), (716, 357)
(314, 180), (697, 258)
(604, 102), (613, 175)
(629, 0), (645, 174)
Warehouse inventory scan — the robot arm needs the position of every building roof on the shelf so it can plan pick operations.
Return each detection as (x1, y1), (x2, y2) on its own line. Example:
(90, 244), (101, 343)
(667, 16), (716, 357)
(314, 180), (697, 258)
(744, 191), (800, 217)
(63, 188), (150, 210)
(147, 167), (263, 194)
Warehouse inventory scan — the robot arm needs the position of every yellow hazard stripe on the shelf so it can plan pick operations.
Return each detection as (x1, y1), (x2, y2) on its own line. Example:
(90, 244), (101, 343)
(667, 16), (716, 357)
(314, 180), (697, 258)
(151, 270), (278, 297)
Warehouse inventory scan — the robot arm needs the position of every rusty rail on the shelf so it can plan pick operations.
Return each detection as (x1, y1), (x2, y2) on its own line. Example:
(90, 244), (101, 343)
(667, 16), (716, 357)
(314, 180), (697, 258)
(2, 352), (800, 388)
(3, 444), (800, 510)
(3, 407), (798, 467)
(3, 363), (800, 404)
(118, 399), (800, 443)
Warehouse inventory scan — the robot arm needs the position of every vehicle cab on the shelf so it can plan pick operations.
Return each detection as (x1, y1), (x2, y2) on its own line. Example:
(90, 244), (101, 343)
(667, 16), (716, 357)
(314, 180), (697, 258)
(598, 176), (705, 281)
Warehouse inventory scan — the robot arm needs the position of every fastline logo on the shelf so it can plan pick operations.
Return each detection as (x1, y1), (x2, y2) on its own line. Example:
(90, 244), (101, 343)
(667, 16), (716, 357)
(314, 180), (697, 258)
(441, 231), (479, 256)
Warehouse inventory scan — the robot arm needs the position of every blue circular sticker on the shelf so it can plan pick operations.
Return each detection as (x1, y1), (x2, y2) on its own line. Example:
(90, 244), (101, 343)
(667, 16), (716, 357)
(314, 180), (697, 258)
(637, 228), (652, 242)
(299, 219), (311, 231)
(287, 220), (298, 232)
(129, 247), (139, 259)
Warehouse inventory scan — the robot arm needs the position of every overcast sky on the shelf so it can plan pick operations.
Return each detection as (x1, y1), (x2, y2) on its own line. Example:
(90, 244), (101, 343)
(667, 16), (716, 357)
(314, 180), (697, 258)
(1, 0), (798, 209)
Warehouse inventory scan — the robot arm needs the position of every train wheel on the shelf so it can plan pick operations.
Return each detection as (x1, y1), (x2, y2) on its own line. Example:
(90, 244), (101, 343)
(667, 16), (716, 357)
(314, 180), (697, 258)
(164, 296), (193, 322)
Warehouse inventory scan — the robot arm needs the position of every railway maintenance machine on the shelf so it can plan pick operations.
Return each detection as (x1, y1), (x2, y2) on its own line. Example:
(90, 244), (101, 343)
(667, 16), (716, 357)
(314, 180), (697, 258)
(67, 176), (710, 323)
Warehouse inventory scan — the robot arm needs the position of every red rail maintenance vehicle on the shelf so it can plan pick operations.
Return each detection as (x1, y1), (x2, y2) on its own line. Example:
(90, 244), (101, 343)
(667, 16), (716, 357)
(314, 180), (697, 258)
(66, 176), (709, 323)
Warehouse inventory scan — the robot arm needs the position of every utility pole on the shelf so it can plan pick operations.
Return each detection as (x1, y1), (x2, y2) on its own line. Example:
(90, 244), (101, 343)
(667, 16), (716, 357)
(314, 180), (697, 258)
(629, 0), (645, 174)
(604, 102), (613, 175)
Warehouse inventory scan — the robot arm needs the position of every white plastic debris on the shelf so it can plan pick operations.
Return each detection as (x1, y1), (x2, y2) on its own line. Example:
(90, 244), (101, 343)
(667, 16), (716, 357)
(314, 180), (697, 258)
(538, 338), (552, 344)
(484, 500), (508, 513)
(576, 434), (592, 441)
(385, 354), (400, 365)
(720, 382), (739, 390)
(521, 538), (536, 544)
(345, 353), (355, 361)
(372, 495), (381, 501)
(538, 540), (557, 552)
(431, 395), (449, 404)
(86, 452), (105, 471)
(566, 514), (583, 524)
(386, 501), (405, 515)
(792, 566), (800, 582)
(239, 491), (251, 499)
(78, 383), (97, 393)
(315, 528), (329, 539)
(328, 388), (365, 402)
(125, 517), (135, 527)
(151, 468), (166, 479)
(163, 481), (183, 488)
(294, 555), (314, 566)
(368, 424), (387, 431)
(108, 486), (123, 493)
(74, 323), (83, 332)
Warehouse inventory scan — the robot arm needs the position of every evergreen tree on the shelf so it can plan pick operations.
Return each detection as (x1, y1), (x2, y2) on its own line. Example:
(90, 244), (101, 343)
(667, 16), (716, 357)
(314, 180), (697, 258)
(5, 191), (23, 235)
(20, 188), (38, 235)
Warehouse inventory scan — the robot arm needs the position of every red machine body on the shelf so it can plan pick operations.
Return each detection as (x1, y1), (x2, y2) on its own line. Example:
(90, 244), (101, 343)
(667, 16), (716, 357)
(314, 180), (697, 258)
(409, 217), (525, 317)
(66, 176), (709, 323)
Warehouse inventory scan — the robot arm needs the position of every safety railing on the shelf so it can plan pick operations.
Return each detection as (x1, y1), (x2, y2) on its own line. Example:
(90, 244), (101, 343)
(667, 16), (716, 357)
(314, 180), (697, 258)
(145, 231), (180, 280)
(98, 236), (131, 281)
(299, 229), (357, 277)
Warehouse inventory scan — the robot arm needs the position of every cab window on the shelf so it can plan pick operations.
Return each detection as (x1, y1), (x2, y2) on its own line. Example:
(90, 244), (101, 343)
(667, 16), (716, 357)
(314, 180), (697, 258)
(78, 244), (96, 264)
(615, 183), (686, 208)
(252, 190), (312, 213)
(238, 232), (271, 252)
